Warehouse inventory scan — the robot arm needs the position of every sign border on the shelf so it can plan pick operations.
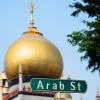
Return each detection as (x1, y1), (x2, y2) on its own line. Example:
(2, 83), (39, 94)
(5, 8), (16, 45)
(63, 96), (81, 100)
(30, 78), (88, 93)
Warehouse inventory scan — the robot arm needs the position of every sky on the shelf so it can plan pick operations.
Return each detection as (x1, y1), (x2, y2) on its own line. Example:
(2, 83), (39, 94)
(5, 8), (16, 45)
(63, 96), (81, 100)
(0, 0), (100, 100)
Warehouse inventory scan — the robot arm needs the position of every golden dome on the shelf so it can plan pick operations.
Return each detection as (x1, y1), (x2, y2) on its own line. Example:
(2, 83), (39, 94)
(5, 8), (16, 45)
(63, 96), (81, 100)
(54, 92), (72, 99)
(4, 3), (63, 81)
(4, 32), (63, 81)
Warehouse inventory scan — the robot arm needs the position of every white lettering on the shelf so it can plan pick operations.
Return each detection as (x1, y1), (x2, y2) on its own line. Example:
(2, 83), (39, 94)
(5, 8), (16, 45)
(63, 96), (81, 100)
(53, 83), (57, 90)
(70, 82), (76, 90)
(78, 83), (81, 91)
(37, 80), (44, 89)
(60, 81), (64, 90)
(46, 83), (50, 89)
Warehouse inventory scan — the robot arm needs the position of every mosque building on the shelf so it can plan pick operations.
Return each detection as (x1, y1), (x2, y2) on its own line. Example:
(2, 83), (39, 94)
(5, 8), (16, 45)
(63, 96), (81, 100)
(0, 2), (100, 100)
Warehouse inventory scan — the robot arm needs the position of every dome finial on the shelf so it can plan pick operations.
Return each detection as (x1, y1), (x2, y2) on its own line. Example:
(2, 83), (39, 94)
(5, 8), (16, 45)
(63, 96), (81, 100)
(23, 2), (43, 35)
(30, 2), (34, 27)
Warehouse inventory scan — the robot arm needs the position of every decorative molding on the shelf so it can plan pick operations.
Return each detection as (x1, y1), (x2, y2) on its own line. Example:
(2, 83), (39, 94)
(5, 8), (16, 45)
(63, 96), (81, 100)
(3, 86), (55, 100)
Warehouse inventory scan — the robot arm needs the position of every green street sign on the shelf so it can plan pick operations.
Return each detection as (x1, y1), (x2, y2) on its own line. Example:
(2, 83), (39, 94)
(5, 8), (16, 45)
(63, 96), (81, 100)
(30, 78), (87, 93)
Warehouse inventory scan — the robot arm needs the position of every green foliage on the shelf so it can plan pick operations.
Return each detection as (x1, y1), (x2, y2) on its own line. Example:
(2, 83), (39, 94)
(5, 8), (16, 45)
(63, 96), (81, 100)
(69, 0), (100, 18)
(67, 0), (100, 73)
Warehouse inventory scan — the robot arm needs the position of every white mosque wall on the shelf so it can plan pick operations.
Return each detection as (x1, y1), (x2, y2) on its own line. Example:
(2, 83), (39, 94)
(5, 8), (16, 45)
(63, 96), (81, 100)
(11, 94), (54, 100)
(23, 95), (54, 100)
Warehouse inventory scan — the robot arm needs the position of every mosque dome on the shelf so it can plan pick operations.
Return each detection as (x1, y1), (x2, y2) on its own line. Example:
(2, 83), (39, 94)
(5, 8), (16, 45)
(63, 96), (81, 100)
(54, 92), (72, 99)
(61, 93), (72, 99)
(4, 3), (63, 81)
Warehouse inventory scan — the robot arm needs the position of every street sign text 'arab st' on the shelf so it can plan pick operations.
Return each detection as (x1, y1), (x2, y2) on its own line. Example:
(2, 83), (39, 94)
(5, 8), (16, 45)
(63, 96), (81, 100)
(30, 78), (87, 93)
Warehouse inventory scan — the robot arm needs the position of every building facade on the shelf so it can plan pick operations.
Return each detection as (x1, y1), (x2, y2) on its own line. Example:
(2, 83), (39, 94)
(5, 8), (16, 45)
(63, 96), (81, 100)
(0, 2), (72, 100)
